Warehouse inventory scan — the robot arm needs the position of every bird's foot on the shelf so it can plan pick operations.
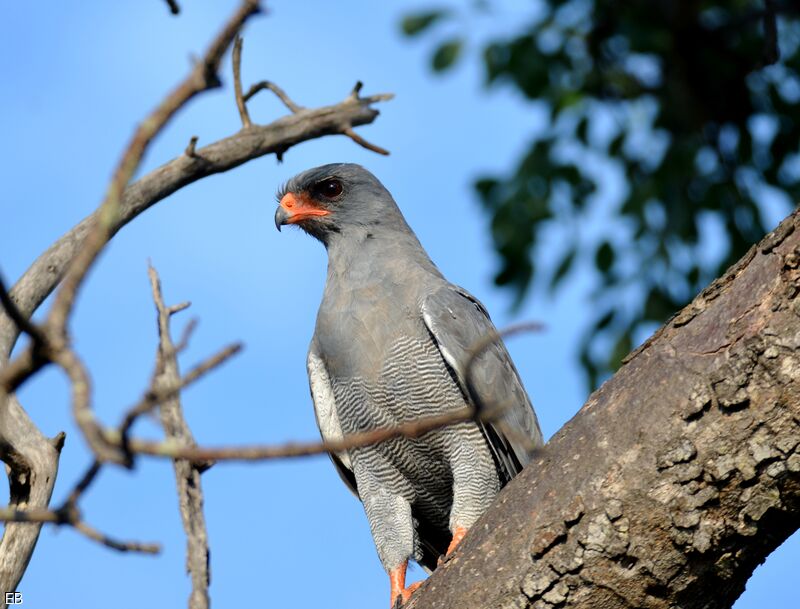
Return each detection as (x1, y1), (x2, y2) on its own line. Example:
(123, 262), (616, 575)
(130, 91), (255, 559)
(437, 526), (469, 567)
(389, 562), (422, 607)
(446, 526), (468, 556)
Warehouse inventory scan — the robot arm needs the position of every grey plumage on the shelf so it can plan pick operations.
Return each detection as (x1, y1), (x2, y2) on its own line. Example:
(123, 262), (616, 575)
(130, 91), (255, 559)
(276, 164), (543, 578)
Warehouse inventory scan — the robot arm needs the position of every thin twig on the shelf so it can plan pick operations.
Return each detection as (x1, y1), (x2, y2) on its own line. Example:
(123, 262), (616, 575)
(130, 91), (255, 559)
(63, 460), (102, 507)
(343, 127), (390, 156)
(118, 342), (242, 440)
(72, 521), (160, 553)
(148, 264), (211, 609)
(165, 0), (180, 15)
(175, 317), (199, 352)
(185, 136), (199, 157)
(0, 506), (160, 554)
(125, 406), (481, 462)
(244, 81), (303, 113)
(111, 323), (544, 464)
(233, 36), (252, 128)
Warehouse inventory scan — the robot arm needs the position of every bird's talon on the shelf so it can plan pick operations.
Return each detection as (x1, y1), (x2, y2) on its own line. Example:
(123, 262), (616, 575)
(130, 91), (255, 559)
(446, 526), (468, 557)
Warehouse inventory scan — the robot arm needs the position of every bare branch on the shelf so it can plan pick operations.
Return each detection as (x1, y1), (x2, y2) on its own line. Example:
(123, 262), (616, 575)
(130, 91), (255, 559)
(148, 264), (211, 609)
(243, 80), (303, 113)
(125, 406), (480, 462)
(112, 323), (542, 464)
(165, 0), (180, 15)
(343, 127), (390, 156)
(72, 521), (160, 554)
(232, 36), (252, 128)
(118, 342), (242, 441)
(0, 506), (159, 554)
(185, 135), (199, 157)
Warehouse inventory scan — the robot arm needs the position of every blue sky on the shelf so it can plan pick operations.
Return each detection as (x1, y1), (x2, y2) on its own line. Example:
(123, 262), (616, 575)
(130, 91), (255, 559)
(1, 1), (796, 607)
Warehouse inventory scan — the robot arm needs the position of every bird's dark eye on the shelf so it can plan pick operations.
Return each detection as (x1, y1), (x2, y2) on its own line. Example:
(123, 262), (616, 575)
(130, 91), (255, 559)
(315, 178), (343, 199)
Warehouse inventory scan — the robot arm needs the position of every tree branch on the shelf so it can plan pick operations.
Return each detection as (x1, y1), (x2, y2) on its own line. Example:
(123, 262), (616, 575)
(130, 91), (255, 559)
(147, 264), (211, 609)
(406, 211), (800, 609)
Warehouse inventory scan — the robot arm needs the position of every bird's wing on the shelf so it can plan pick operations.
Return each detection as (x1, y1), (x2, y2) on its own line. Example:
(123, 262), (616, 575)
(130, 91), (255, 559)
(307, 344), (359, 498)
(422, 285), (543, 484)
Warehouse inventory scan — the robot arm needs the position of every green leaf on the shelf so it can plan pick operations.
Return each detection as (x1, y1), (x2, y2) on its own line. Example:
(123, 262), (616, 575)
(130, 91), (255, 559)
(576, 116), (589, 143)
(609, 132), (625, 157)
(432, 39), (464, 72)
(595, 241), (615, 273)
(593, 309), (615, 332)
(401, 11), (447, 37)
(549, 249), (576, 292)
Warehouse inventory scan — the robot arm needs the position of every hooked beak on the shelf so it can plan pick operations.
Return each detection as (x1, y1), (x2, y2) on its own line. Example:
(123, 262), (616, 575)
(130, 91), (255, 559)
(274, 192), (331, 232)
(274, 205), (290, 231)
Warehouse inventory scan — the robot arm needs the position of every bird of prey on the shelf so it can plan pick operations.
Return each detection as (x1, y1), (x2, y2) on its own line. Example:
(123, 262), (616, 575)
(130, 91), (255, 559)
(275, 164), (543, 607)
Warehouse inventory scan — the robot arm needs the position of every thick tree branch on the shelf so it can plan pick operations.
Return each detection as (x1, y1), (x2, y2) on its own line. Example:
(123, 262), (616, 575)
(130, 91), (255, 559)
(406, 212), (800, 609)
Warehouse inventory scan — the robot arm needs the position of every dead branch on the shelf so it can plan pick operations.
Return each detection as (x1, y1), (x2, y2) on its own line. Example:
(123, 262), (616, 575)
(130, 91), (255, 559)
(244, 80), (303, 113)
(232, 36), (252, 128)
(148, 264), (211, 609)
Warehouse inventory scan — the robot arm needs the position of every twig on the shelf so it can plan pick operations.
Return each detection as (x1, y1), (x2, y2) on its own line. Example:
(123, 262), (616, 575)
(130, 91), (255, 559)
(244, 81), (303, 113)
(148, 264), (211, 609)
(342, 81), (391, 155)
(73, 521), (160, 553)
(124, 406), (481, 462)
(185, 136), (199, 157)
(343, 127), (390, 156)
(165, 0), (180, 15)
(118, 341), (242, 440)
(110, 323), (543, 464)
(0, 506), (160, 554)
(175, 317), (199, 352)
(63, 460), (102, 507)
(232, 36), (252, 128)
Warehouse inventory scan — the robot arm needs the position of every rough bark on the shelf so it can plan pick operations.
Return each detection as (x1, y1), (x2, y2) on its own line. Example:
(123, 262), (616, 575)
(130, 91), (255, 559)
(408, 210), (800, 609)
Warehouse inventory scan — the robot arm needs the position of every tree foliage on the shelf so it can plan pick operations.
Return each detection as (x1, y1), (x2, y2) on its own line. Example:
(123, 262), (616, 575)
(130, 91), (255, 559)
(403, 0), (800, 388)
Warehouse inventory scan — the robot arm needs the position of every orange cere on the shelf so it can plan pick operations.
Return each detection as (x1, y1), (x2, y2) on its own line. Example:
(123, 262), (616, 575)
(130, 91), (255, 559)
(279, 192), (331, 223)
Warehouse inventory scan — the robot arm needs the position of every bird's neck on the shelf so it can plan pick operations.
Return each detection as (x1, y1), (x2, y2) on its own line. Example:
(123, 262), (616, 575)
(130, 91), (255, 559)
(324, 226), (442, 284)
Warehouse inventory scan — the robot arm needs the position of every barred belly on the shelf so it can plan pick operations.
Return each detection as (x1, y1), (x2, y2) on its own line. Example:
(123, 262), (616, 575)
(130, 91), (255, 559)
(331, 335), (499, 532)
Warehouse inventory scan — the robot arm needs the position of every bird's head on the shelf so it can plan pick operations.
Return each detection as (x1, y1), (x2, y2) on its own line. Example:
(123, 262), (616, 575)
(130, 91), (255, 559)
(274, 163), (405, 243)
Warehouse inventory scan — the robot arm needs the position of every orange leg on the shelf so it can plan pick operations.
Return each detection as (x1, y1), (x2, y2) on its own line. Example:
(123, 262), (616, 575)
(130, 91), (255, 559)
(446, 526), (468, 556)
(389, 562), (423, 607)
